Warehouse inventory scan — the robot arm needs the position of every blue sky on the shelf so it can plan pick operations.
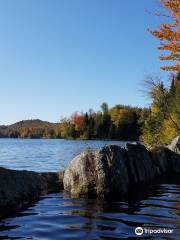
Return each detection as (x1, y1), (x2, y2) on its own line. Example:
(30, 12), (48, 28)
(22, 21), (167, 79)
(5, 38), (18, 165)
(0, 0), (168, 125)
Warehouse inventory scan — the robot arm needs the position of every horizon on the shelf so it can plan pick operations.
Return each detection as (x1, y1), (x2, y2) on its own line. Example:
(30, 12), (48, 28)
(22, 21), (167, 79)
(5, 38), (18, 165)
(0, 118), (59, 126)
(0, 101), (145, 126)
(0, 0), (168, 125)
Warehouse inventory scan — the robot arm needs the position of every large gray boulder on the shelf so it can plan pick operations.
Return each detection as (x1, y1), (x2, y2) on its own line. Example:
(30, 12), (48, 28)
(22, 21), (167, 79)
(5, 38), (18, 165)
(0, 168), (64, 219)
(95, 145), (129, 198)
(151, 147), (169, 174)
(63, 150), (97, 198)
(125, 144), (157, 184)
(63, 144), (160, 199)
(167, 136), (180, 172)
(63, 146), (130, 199)
(168, 136), (180, 154)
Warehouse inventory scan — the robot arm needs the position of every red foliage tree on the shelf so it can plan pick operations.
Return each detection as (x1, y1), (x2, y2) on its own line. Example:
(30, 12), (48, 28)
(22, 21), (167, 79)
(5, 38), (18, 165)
(71, 112), (86, 132)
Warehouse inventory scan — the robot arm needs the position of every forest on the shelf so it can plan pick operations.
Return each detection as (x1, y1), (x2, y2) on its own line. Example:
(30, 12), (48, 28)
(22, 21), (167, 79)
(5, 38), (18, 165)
(0, 120), (62, 139)
(141, 73), (180, 147)
(141, 0), (180, 147)
(60, 104), (144, 141)
(0, 106), (145, 141)
(1, 70), (179, 146)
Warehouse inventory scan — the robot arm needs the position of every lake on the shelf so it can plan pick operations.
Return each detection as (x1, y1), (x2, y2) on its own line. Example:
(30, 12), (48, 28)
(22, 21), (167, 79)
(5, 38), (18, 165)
(0, 138), (131, 172)
(0, 139), (179, 239)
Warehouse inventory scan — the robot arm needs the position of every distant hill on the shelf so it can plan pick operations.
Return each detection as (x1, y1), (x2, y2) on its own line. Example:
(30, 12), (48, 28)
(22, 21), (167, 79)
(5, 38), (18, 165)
(0, 119), (62, 138)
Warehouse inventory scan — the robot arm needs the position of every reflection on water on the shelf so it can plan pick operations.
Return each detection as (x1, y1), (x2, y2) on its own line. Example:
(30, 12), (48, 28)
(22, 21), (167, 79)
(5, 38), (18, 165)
(0, 183), (179, 239)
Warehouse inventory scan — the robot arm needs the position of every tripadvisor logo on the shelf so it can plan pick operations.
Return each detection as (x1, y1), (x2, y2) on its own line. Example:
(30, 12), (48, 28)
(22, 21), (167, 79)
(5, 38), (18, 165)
(135, 227), (143, 236)
(135, 226), (174, 236)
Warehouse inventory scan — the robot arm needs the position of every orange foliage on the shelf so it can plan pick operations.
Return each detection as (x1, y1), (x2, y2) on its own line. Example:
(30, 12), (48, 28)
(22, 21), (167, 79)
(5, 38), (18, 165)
(150, 0), (180, 71)
(71, 112), (86, 132)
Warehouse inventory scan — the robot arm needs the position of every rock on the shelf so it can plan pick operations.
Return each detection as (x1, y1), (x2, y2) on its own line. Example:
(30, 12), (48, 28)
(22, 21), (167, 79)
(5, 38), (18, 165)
(40, 171), (64, 192)
(165, 148), (180, 173)
(63, 150), (97, 198)
(151, 147), (169, 174)
(168, 136), (180, 154)
(63, 145), (157, 199)
(95, 145), (130, 198)
(63, 139), (180, 199)
(152, 146), (180, 174)
(170, 152), (180, 173)
(63, 146), (130, 198)
(125, 144), (156, 184)
(166, 136), (180, 173)
(0, 168), (64, 219)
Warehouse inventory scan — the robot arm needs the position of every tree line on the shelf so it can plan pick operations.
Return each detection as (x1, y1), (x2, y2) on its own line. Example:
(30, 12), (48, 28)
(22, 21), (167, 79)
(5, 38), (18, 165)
(0, 107), (147, 141)
(60, 104), (145, 140)
(140, 0), (180, 147)
(140, 73), (180, 147)
(0, 120), (61, 139)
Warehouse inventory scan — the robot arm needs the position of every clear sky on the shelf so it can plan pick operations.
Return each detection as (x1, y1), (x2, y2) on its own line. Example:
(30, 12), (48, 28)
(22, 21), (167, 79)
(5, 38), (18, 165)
(0, 0), (168, 125)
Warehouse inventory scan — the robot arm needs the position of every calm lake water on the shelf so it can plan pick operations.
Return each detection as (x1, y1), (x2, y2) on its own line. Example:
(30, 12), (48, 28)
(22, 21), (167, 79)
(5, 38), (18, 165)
(0, 138), (130, 172)
(0, 139), (179, 239)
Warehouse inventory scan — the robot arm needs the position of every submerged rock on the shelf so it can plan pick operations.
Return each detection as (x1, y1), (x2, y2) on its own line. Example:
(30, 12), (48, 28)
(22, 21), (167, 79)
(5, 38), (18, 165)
(0, 168), (64, 219)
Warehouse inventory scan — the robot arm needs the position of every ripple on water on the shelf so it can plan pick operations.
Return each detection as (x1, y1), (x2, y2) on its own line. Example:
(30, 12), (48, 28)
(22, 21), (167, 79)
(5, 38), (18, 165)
(0, 139), (129, 172)
(0, 183), (179, 240)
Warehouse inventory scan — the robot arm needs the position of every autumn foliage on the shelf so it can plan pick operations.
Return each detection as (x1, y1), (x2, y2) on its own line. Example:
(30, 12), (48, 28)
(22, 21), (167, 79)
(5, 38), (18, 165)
(71, 112), (86, 132)
(141, 72), (180, 147)
(60, 104), (143, 140)
(150, 0), (180, 71)
(0, 120), (62, 138)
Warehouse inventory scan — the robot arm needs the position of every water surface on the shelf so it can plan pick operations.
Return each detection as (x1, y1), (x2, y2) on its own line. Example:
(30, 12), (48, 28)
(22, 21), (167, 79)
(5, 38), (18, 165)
(0, 139), (179, 239)
(0, 138), (129, 172)
(0, 182), (179, 239)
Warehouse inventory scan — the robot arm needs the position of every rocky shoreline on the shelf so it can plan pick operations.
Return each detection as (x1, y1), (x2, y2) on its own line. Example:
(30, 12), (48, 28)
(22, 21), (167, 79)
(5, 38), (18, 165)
(0, 136), (179, 219)
(63, 137), (180, 199)
(0, 168), (64, 219)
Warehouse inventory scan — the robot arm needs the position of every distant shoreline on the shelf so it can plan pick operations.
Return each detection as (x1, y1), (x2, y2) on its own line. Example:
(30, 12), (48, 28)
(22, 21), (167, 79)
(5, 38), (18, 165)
(0, 136), (138, 141)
